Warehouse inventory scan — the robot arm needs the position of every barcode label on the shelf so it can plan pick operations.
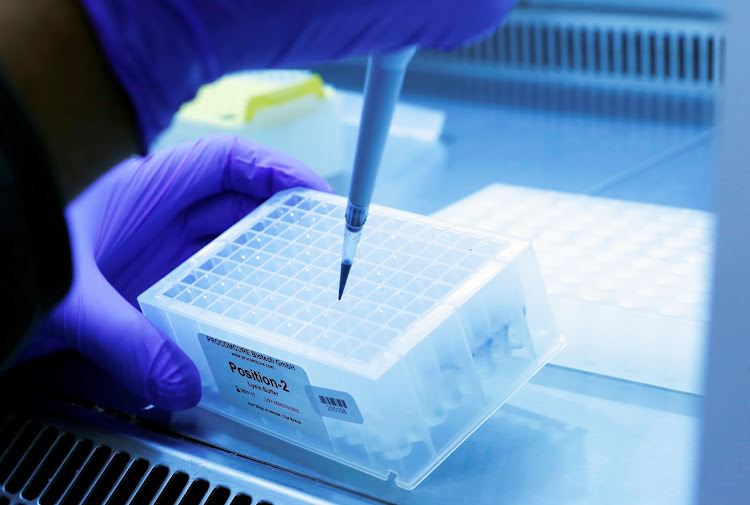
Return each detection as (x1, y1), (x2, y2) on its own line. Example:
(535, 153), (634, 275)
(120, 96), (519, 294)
(306, 386), (363, 424)
(319, 395), (348, 409)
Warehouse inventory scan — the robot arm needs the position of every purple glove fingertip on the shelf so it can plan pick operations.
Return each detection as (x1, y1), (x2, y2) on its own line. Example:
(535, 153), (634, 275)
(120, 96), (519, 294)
(146, 338), (202, 410)
(41, 214), (202, 411)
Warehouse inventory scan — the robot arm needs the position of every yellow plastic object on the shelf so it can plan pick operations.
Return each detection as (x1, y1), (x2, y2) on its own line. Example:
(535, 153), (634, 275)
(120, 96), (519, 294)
(244, 74), (325, 120)
(178, 73), (328, 127)
(156, 70), (344, 178)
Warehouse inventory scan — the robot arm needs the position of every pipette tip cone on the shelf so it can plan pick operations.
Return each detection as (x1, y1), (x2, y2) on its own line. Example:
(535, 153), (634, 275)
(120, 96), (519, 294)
(338, 262), (352, 300)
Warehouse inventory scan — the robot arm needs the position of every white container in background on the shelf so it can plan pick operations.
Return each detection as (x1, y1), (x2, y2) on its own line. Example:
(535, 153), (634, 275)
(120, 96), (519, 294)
(152, 71), (346, 179)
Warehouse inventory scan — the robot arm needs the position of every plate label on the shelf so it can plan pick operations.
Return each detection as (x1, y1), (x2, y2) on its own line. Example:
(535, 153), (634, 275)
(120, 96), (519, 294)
(198, 333), (328, 440)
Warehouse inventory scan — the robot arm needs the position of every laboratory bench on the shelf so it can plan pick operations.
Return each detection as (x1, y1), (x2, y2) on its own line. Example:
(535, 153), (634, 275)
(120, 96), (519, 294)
(0, 83), (712, 504)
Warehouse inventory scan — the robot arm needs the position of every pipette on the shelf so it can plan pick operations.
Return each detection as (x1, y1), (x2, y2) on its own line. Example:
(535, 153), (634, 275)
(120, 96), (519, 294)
(338, 46), (417, 300)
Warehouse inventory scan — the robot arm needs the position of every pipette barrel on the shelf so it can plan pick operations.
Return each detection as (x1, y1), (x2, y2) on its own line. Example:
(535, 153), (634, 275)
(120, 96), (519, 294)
(338, 46), (417, 299)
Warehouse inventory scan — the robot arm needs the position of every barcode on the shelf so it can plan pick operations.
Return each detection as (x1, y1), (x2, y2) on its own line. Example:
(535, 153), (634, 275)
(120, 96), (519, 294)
(319, 395), (348, 408)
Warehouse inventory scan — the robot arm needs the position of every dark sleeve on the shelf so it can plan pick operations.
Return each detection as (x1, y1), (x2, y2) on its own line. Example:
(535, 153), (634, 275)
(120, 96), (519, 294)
(0, 65), (72, 366)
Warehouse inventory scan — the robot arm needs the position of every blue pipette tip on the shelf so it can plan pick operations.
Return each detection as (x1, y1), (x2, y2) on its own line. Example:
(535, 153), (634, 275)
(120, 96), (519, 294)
(338, 261), (352, 300)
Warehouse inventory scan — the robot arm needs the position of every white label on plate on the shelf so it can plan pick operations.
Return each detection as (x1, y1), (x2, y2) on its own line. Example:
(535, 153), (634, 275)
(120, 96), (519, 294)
(306, 386), (364, 424)
(198, 333), (328, 441)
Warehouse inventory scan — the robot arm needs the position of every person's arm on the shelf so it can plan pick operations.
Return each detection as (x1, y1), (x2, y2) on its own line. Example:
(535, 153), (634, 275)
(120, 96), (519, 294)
(0, 0), (139, 201)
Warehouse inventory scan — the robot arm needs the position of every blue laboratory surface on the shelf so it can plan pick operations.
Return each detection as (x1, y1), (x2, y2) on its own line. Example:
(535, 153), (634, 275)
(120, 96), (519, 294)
(173, 366), (700, 505)
(328, 94), (715, 215)
(171, 93), (712, 503)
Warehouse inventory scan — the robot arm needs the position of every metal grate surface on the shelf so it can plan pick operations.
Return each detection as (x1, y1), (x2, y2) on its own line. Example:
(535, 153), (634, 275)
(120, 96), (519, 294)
(419, 7), (724, 90)
(0, 411), (361, 505)
(0, 416), (258, 505)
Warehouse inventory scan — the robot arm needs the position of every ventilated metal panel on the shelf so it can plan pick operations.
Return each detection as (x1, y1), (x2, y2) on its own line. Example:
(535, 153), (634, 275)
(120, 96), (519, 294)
(0, 412), (370, 505)
(419, 8), (724, 91)
(314, 7), (722, 124)
(0, 416), (258, 505)
(465, 23), (723, 84)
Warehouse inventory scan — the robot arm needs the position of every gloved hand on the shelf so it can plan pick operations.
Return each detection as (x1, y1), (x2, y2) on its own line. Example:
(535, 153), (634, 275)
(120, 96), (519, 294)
(80, 0), (516, 145)
(24, 134), (332, 410)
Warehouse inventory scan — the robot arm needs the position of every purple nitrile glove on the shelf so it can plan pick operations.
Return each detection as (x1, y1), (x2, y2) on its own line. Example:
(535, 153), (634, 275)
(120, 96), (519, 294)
(23, 134), (332, 410)
(79, 0), (516, 146)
